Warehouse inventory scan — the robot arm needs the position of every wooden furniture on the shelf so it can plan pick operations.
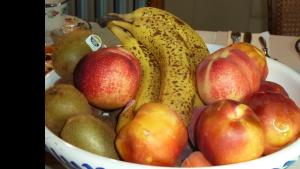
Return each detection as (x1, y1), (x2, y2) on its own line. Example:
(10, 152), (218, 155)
(267, 0), (300, 36)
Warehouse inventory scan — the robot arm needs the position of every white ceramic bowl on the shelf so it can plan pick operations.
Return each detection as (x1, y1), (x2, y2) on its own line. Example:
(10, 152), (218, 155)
(45, 44), (300, 169)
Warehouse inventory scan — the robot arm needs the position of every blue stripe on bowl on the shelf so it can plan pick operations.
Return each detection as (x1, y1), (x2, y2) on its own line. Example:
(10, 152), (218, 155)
(48, 146), (106, 169)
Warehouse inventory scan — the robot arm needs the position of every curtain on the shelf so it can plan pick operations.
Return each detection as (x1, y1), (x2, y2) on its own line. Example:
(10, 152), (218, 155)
(68, 0), (148, 21)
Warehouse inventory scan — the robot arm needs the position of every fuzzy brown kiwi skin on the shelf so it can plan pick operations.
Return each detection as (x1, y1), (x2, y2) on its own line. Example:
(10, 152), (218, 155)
(45, 84), (92, 135)
(52, 29), (93, 81)
(61, 114), (119, 160)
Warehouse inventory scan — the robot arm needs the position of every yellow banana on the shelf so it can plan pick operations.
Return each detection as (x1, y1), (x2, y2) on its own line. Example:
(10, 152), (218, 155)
(115, 100), (136, 132)
(108, 19), (195, 126)
(109, 7), (208, 109)
(108, 24), (161, 132)
(108, 24), (160, 110)
(109, 7), (209, 69)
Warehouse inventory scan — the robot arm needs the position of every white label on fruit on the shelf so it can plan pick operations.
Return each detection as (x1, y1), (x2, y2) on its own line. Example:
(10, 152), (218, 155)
(85, 34), (102, 51)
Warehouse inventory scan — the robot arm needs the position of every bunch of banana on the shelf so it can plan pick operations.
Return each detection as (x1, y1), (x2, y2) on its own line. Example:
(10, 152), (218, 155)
(110, 7), (210, 106)
(106, 7), (209, 128)
(108, 18), (195, 127)
(108, 24), (161, 132)
(109, 7), (209, 73)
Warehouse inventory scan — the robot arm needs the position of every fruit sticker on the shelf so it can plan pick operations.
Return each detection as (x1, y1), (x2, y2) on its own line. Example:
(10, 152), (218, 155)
(85, 34), (102, 51)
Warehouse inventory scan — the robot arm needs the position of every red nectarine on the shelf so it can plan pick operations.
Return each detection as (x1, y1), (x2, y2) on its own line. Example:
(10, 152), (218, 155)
(229, 42), (268, 80)
(196, 47), (261, 104)
(258, 81), (289, 97)
(115, 103), (188, 166)
(74, 47), (141, 110)
(194, 100), (264, 165)
(244, 92), (300, 155)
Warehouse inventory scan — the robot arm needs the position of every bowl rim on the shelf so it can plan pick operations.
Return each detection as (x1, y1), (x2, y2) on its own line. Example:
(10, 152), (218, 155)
(45, 44), (300, 169)
(45, 125), (300, 169)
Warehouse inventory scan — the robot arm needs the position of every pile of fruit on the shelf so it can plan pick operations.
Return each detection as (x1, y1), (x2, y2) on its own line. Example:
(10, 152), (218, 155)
(45, 7), (300, 167)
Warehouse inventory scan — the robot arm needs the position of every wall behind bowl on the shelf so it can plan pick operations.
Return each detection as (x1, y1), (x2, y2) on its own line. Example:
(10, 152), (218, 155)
(165, 0), (268, 33)
(66, 0), (268, 33)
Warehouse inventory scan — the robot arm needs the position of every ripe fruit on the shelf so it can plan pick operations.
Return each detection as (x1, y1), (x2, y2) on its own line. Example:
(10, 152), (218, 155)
(181, 151), (212, 167)
(194, 100), (264, 165)
(52, 29), (95, 81)
(45, 84), (92, 135)
(229, 42), (268, 80)
(61, 114), (119, 159)
(74, 47), (141, 110)
(115, 103), (188, 166)
(258, 81), (289, 97)
(196, 47), (261, 104)
(244, 92), (300, 155)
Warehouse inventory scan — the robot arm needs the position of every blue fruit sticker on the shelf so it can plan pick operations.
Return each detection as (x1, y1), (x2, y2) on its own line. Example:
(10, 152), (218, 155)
(86, 34), (102, 51)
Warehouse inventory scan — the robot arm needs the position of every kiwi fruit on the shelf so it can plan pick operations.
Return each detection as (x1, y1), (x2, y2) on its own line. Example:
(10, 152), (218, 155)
(91, 107), (121, 130)
(52, 29), (94, 81)
(61, 114), (119, 160)
(45, 84), (92, 135)
(54, 78), (74, 86)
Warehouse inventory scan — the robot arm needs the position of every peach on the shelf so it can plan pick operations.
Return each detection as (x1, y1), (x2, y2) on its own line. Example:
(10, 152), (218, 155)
(229, 42), (268, 80)
(181, 151), (212, 167)
(74, 47), (141, 110)
(244, 92), (300, 155)
(196, 47), (261, 104)
(258, 81), (289, 97)
(194, 100), (264, 165)
(115, 103), (188, 166)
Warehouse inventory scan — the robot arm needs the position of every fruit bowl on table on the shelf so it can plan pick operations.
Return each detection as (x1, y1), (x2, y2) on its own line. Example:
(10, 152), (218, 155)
(45, 44), (300, 169)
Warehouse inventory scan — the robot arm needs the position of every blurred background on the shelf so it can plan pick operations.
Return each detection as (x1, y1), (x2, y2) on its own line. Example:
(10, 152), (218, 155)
(67, 0), (268, 33)
(64, 0), (299, 36)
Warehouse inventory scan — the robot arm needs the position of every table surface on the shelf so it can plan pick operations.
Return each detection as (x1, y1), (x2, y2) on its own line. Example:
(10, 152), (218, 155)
(196, 30), (300, 73)
(45, 22), (300, 169)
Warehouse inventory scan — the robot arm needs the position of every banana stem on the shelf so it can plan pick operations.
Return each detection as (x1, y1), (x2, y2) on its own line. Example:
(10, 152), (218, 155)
(109, 20), (134, 33)
(108, 13), (135, 23)
(108, 24), (133, 43)
(98, 12), (134, 27)
(97, 15), (122, 28)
